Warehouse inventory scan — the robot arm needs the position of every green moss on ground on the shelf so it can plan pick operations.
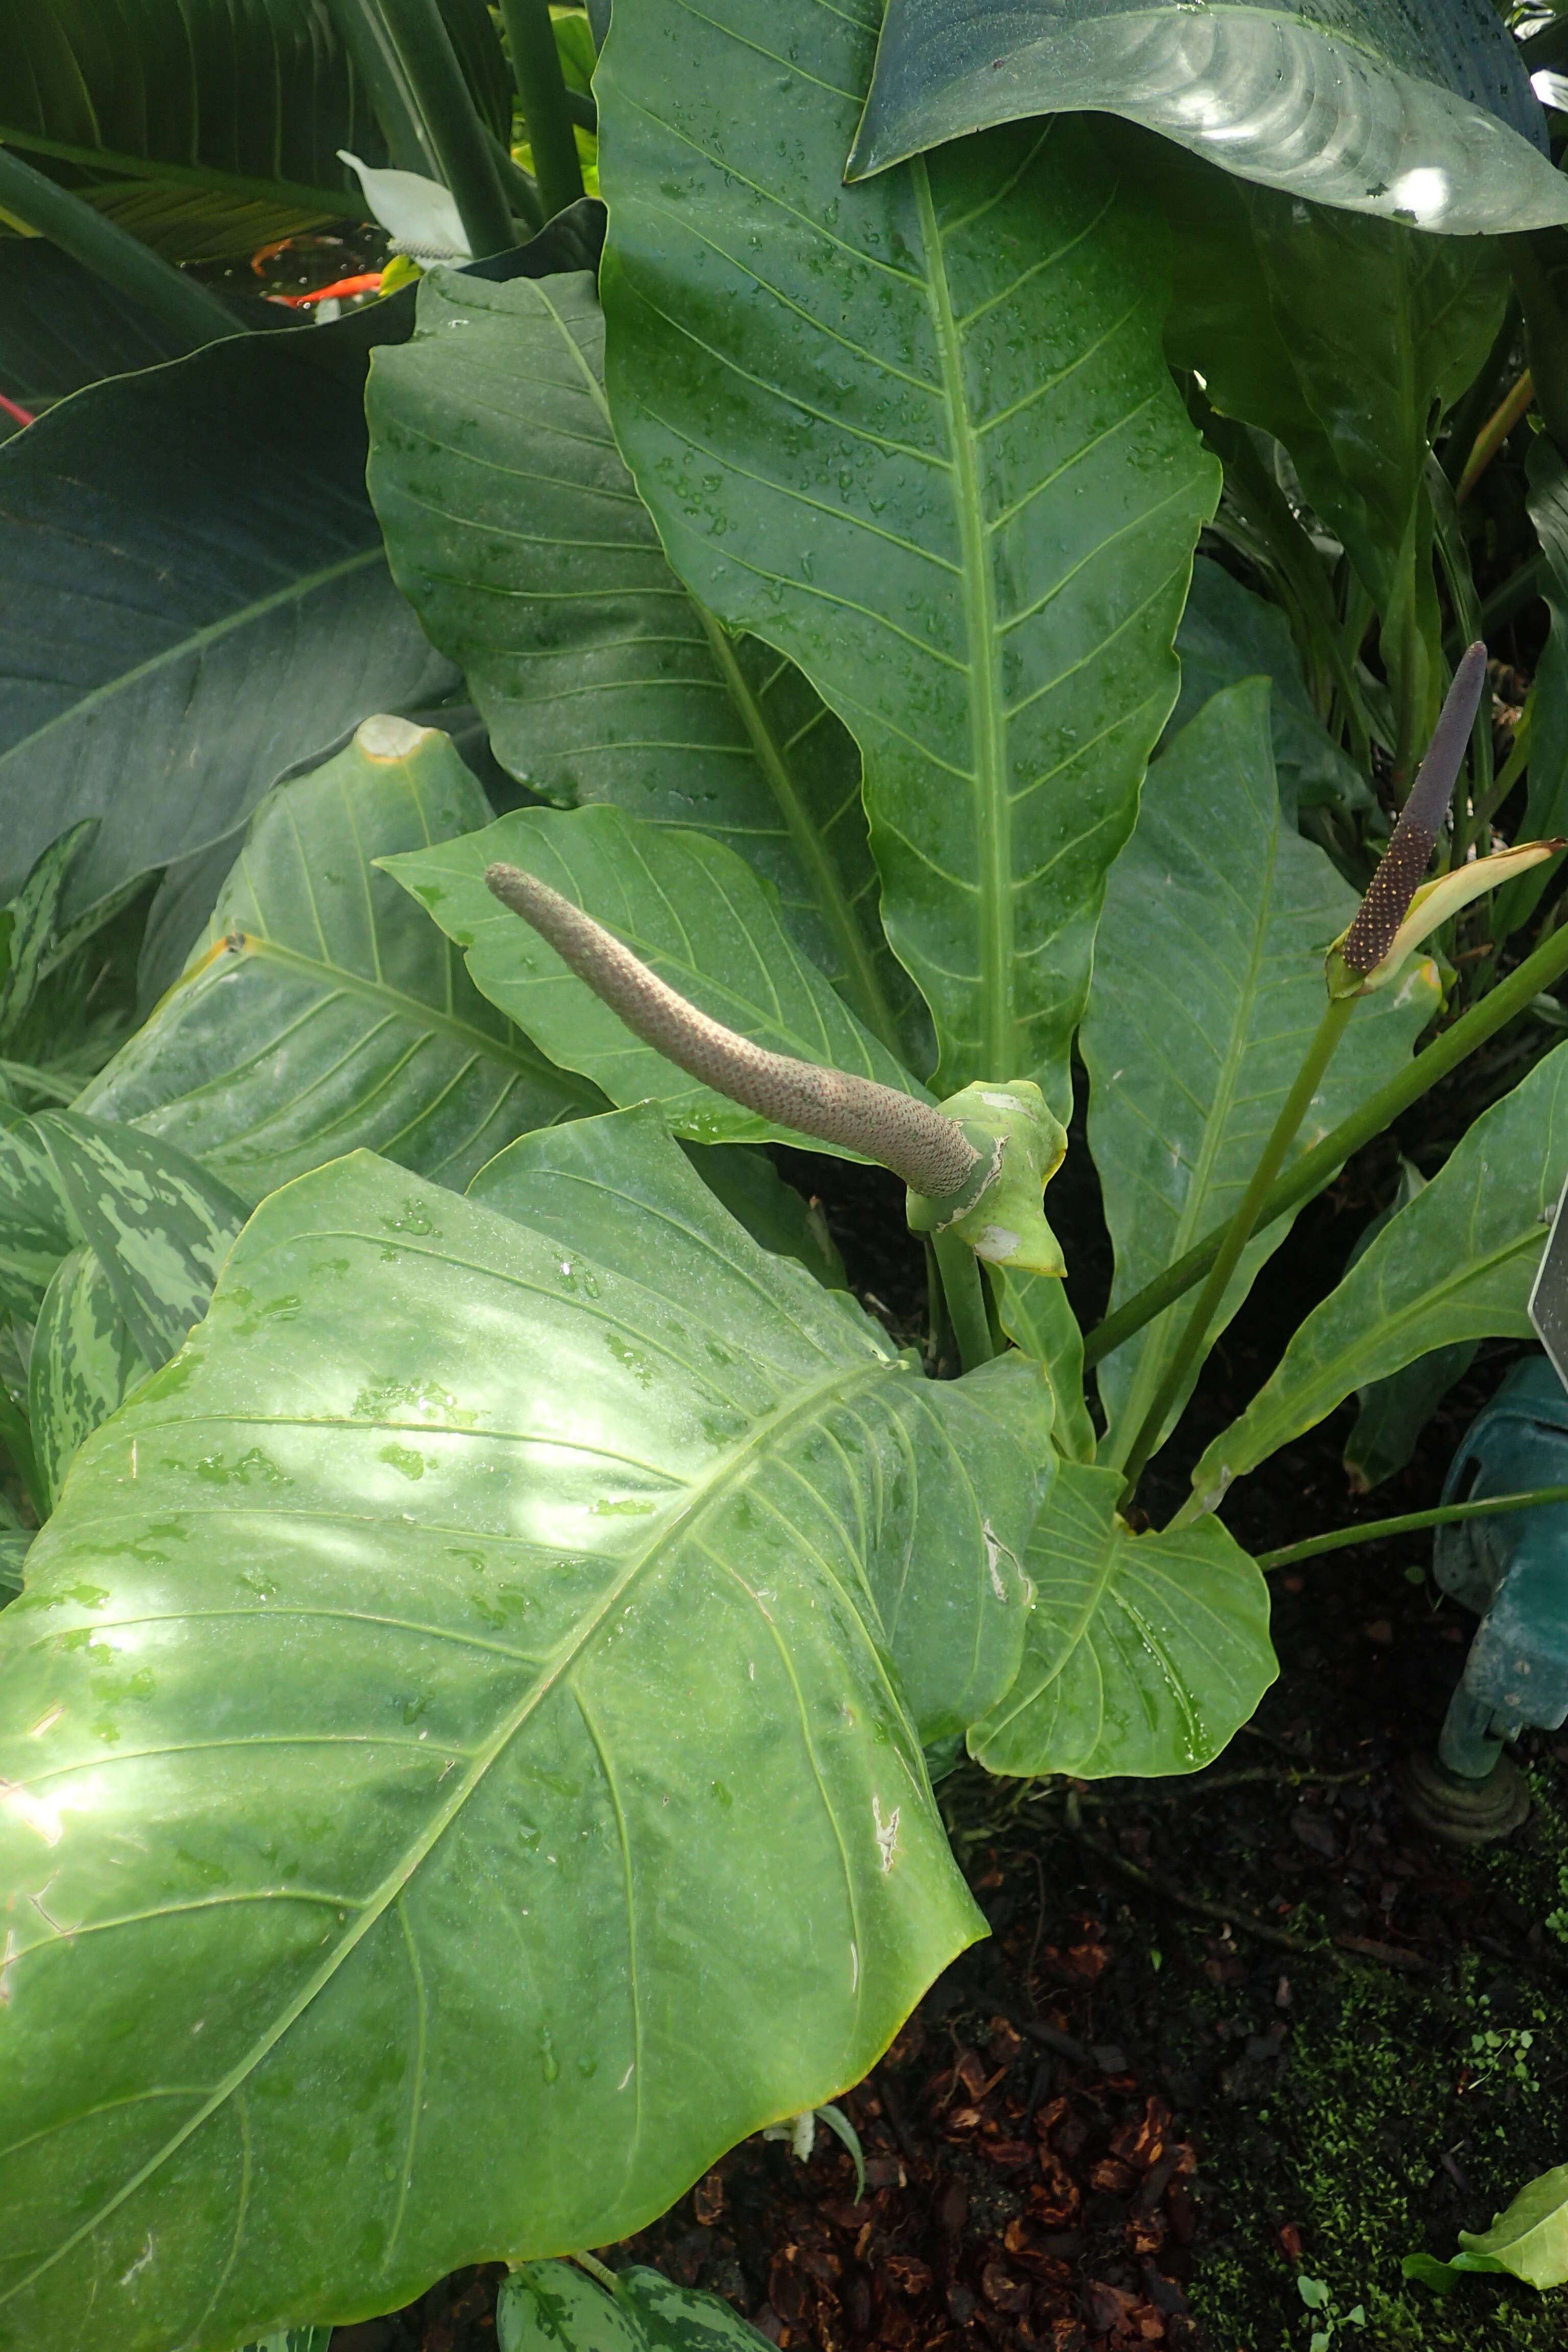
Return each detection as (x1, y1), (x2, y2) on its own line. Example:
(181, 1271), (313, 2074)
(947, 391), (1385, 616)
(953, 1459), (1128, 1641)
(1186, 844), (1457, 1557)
(1189, 1787), (1568, 2352)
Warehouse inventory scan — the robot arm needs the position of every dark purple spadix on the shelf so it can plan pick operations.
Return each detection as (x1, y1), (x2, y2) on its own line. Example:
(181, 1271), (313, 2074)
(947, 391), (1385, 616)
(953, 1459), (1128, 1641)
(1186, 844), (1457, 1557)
(1340, 641), (1488, 978)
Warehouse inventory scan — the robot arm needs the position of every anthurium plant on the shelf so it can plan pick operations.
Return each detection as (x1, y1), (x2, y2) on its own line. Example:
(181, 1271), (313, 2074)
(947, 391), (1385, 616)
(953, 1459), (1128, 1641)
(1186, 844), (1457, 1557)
(7, 2), (1568, 2346)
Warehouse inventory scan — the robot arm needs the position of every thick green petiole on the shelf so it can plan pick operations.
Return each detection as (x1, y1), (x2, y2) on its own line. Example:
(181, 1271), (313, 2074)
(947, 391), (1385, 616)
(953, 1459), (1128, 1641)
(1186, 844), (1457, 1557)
(1085, 915), (1568, 1374)
(1118, 994), (1358, 1503)
(0, 146), (237, 352)
(932, 1229), (995, 1374)
(499, 0), (586, 220)
(375, 0), (518, 255)
(1256, 1484), (1568, 1572)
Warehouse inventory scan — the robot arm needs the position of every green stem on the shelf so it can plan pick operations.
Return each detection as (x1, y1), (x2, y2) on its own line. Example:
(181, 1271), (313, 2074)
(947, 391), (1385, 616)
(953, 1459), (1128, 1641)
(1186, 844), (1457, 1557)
(1084, 914), (1568, 1373)
(1441, 298), (1521, 494)
(374, 0), (517, 255)
(323, 0), (441, 174)
(568, 2251), (619, 2292)
(499, 0), (585, 221)
(0, 145), (237, 351)
(923, 1236), (951, 1370)
(1456, 369), (1535, 506)
(933, 1229), (995, 1374)
(1257, 1484), (1568, 1572)
(1117, 994), (1359, 1502)
(483, 126), (545, 230)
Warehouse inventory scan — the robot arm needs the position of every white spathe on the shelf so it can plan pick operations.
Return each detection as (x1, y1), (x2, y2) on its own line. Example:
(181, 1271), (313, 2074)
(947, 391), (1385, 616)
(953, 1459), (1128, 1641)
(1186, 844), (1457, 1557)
(338, 151), (471, 259)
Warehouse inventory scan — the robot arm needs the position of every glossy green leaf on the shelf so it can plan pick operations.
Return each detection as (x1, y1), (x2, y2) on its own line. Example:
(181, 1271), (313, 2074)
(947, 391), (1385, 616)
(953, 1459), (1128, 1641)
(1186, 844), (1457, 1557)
(968, 1461), (1276, 1778)
(1187, 1043), (1568, 1513)
(1170, 559), (1371, 824)
(1238, 189), (1505, 614)
(34, 1115), (243, 1370)
(598, 6), (1217, 1111)
(1147, 134), (1503, 738)
(0, 1490), (31, 1603)
(996, 1271), (1094, 1464)
(28, 1245), (149, 1512)
(500, 2261), (773, 2352)
(240, 2332), (334, 2352)
(0, 1106), (1052, 2344)
(1496, 439), (1568, 939)
(684, 1147), (846, 1291)
(0, 821), (96, 1045)
(1454, 2162), (1568, 2291)
(847, 0), (1566, 235)
(384, 805), (930, 1148)
(467, 1111), (1048, 1739)
(0, 1115), (73, 1321)
(366, 267), (922, 1063)
(0, 297), (459, 921)
(79, 720), (597, 1206)
(1083, 682), (1439, 1467)
(0, 0), (509, 207)
(0, 238), (198, 421)
(1341, 1161), (1475, 1493)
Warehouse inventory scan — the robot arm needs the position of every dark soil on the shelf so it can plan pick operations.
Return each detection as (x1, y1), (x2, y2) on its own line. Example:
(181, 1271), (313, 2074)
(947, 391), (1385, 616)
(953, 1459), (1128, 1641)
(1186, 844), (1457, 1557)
(329, 1101), (1568, 2352)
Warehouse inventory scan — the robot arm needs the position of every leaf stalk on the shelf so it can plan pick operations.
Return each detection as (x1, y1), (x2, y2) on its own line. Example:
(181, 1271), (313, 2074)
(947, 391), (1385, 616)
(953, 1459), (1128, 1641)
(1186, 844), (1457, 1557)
(1117, 992), (1358, 1503)
(932, 1228), (995, 1373)
(1256, 1484), (1568, 1572)
(499, 0), (586, 220)
(372, 0), (518, 255)
(1084, 912), (1568, 1371)
(0, 144), (238, 352)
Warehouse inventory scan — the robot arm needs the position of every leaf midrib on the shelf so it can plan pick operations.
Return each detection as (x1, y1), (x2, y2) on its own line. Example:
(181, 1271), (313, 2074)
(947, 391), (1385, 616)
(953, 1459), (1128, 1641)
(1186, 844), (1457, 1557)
(3, 1349), (908, 2305)
(913, 158), (1010, 1085)
(173, 929), (600, 1102)
(0, 547), (387, 770)
(525, 276), (906, 1062)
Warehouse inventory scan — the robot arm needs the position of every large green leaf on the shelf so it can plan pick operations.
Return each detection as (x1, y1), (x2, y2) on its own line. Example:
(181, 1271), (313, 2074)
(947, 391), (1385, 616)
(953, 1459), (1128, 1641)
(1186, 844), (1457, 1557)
(0, 239), (193, 420)
(28, 1244), (149, 1511)
(0, 1106), (1049, 2344)
(847, 0), (1566, 235)
(0, 300), (455, 920)
(0, 0), (510, 209)
(79, 720), (597, 1205)
(1340, 1160), (1475, 1493)
(384, 805), (930, 1148)
(968, 1461), (1276, 1778)
(34, 1114), (243, 1368)
(468, 1112), (1047, 1738)
(1238, 188), (1505, 613)
(1456, 2162), (1568, 2291)
(500, 2262), (772, 2352)
(0, 1490), (27, 1601)
(1186, 1043), (1568, 1513)
(24, 1118), (245, 1506)
(1083, 681), (1439, 1467)
(366, 267), (923, 1063)
(1495, 438), (1568, 939)
(597, 5), (1217, 1111)
(1170, 558), (1370, 823)
(0, 1114), (72, 1320)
